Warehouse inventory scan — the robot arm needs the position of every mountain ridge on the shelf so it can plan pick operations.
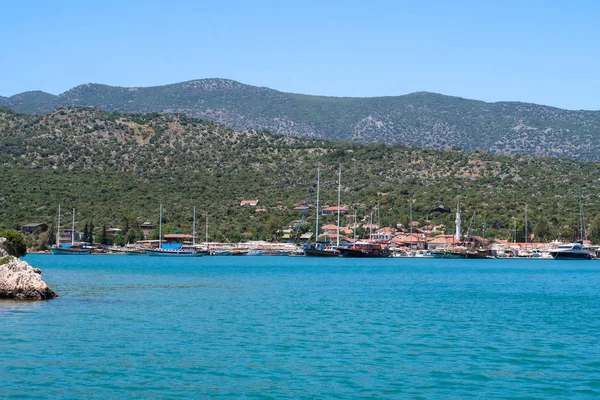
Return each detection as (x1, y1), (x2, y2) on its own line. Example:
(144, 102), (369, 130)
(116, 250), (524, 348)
(3, 80), (596, 111)
(2, 78), (600, 160)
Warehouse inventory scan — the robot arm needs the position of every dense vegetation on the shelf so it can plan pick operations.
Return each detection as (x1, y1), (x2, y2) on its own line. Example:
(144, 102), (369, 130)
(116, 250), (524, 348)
(0, 229), (27, 258)
(1, 107), (600, 244)
(2, 79), (600, 160)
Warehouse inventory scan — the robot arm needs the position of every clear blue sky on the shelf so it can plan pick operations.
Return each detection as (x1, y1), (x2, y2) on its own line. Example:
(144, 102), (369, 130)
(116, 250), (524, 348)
(1, 0), (598, 109)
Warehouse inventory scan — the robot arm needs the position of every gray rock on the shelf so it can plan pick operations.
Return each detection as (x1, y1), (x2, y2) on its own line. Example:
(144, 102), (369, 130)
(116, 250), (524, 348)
(0, 238), (7, 258)
(0, 257), (58, 300)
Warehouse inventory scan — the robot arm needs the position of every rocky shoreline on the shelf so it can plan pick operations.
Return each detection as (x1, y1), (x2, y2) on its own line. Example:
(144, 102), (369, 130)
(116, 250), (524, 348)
(0, 238), (57, 300)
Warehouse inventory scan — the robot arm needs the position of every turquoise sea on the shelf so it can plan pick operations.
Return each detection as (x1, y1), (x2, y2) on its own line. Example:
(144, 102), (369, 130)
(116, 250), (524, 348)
(1, 255), (600, 399)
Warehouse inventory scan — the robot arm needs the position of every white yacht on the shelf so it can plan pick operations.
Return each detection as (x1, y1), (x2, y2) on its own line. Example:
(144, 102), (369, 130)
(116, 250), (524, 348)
(549, 243), (592, 260)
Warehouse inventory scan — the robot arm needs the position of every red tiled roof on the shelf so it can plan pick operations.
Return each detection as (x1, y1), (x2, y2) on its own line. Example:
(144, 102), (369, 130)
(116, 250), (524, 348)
(164, 234), (194, 239)
(427, 235), (456, 244)
(392, 234), (423, 244)
(321, 224), (339, 230)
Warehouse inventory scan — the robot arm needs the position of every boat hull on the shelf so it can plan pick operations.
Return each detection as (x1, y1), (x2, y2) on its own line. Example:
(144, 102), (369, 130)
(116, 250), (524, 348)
(125, 250), (146, 256)
(304, 248), (340, 257)
(339, 248), (389, 258)
(51, 248), (91, 255)
(145, 249), (203, 257)
(549, 252), (592, 260)
(431, 248), (490, 259)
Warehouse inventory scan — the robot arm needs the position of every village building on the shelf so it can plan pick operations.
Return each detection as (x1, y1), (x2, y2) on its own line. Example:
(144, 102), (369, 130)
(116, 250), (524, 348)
(321, 206), (349, 215)
(21, 223), (49, 234)
(426, 235), (457, 250)
(370, 227), (394, 241)
(392, 233), (426, 249)
(141, 221), (154, 238)
(105, 227), (122, 236)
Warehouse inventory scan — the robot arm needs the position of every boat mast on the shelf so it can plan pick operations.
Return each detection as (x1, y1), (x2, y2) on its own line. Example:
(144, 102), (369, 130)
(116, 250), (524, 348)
(579, 191), (584, 242)
(369, 208), (373, 238)
(525, 205), (528, 250)
(409, 199), (413, 250)
(513, 217), (516, 243)
(71, 208), (75, 246)
(377, 199), (380, 231)
(473, 210), (477, 241)
(193, 206), (196, 247)
(159, 203), (163, 249)
(205, 215), (209, 244)
(336, 166), (341, 247)
(56, 204), (61, 247)
(315, 166), (320, 245)
(353, 209), (357, 241)
(483, 217), (486, 240)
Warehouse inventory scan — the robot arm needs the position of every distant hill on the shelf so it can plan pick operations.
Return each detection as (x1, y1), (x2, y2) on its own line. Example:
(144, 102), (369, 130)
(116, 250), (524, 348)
(1, 107), (599, 243)
(2, 78), (600, 160)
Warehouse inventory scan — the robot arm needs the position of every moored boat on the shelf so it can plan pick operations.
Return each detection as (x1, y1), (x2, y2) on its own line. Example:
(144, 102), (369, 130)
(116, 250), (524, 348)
(304, 166), (342, 258)
(125, 248), (147, 256)
(51, 244), (91, 255)
(145, 245), (202, 257)
(338, 241), (389, 258)
(51, 205), (91, 255)
(146, 204), (203, 257)
(431, 246), (490, 259)
(549, 243), (592, 260)
(304, 245), (340, 257)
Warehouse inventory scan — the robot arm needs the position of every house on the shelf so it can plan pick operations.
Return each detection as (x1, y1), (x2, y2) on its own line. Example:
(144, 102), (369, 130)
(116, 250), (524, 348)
(392, 233), (425, 249)
(371, 227), (394, 241)
(140, 221), (154, 239)
(255, 208), (268, 213)
(321, 224), (339, 233)
(57, 229), (82, 244)
(362, 223), (379, 231)
(426, 235), (457, 250)
(293, 205), (310, 211)
(321, 206), (349, 215)
(240, 200), (260, 207)
(141, 221), (154, 230)
(430, 205), (451, 214)
(21, 223), (49, 234)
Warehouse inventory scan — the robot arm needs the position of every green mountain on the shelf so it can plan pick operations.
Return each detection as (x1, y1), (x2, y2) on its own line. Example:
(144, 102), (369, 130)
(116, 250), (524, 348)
(2, 79), (600, 160)
(1, 107), (598, 244)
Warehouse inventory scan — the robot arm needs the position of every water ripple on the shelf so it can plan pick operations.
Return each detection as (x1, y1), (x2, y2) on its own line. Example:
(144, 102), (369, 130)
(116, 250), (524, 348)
(1, 255), (599, 398)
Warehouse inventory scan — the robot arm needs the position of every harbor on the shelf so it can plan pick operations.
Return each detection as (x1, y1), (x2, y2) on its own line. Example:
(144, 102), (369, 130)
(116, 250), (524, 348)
(35, 199), (599, 260)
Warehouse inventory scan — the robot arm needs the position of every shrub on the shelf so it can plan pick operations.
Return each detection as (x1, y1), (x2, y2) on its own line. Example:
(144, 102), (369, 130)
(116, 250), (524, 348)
(0, 256), (12, 265)
(0, 229), (27, 258)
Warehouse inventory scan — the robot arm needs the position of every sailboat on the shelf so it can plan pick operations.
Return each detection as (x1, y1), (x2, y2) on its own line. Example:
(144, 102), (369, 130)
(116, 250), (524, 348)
(549, 194), (592, 260)
(431, 203), (489, 259)
(304, 166), (341, 257)
(145, 204), (203, 257)
(51, 206), (91, 255)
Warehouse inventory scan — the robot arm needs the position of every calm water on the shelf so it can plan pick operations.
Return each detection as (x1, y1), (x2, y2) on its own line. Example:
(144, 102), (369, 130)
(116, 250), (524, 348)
(1, 255), (600, 398)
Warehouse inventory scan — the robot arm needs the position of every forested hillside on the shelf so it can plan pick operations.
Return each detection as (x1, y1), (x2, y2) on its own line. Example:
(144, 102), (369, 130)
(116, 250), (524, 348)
(2, 79), (600, 160)
(1, 107), (600, 243)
